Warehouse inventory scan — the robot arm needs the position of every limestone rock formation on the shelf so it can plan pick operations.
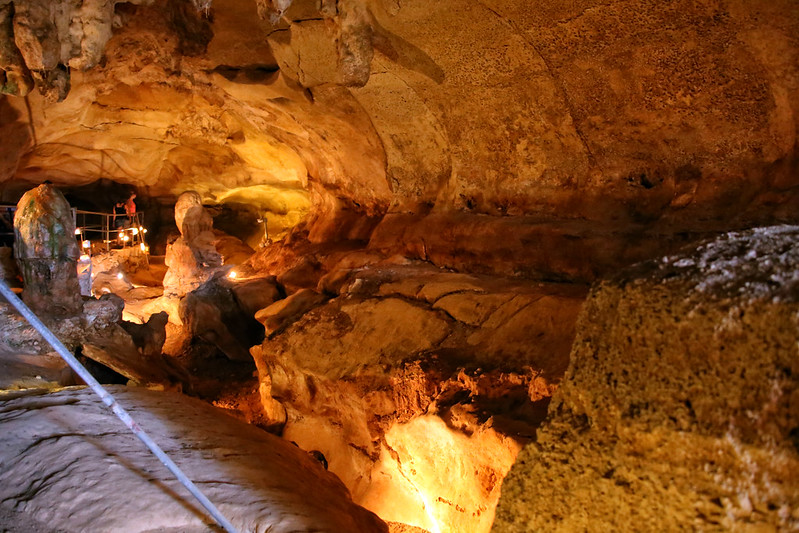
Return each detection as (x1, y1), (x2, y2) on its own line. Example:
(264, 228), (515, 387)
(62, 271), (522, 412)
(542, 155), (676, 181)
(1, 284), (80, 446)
(179, 273), (265, 361)
(254, 287), (326, 337)
(121, 310), (169, 358)
(0, 386), (387, 533)
(251, 260), (585, 533)
(13, 183), (82, 316)
(163, 191), (224, 297)
(227, 275), (282, 316)
(493, 225), (799, 532)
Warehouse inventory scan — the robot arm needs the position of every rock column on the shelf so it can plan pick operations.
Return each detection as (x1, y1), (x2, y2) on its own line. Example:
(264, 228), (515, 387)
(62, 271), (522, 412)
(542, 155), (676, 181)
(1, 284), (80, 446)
(13, 183), (82, 316)
(162, 191), (222, 297)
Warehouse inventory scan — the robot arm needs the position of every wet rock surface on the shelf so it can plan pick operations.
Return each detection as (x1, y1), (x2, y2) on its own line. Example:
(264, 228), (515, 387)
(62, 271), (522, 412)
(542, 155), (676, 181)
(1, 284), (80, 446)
(493, 225), (799, 532)
(0, 386), (387, 533)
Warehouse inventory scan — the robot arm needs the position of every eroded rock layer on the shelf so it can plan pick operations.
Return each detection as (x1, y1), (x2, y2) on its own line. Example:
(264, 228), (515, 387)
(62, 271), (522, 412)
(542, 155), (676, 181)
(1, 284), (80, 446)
(248, 252), (587, 533)
(494, 226), (799, 532)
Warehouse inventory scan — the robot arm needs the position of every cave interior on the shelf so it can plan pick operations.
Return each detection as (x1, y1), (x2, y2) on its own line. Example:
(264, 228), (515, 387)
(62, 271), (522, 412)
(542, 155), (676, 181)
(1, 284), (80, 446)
(0, 0), (798, 532)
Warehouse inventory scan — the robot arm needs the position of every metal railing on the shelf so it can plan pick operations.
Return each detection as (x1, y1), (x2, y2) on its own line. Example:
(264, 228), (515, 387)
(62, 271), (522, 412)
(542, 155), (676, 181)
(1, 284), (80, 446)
(0, 205), (149, 257)
(74, 209), (148, 255)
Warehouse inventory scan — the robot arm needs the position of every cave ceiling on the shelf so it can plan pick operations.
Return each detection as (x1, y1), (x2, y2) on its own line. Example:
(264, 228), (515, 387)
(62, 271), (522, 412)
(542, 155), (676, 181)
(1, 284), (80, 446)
(0, 0), (797, 250)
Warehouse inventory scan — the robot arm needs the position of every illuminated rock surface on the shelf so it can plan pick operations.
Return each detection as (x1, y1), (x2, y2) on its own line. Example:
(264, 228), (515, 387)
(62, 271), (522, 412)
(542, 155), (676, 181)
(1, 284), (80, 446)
(0, 386), (387, 533)
(250, 256), (586, 533)
(494, 226), (799, 532)
(0, 0), (797, 531)
(0, 0), (796, 271)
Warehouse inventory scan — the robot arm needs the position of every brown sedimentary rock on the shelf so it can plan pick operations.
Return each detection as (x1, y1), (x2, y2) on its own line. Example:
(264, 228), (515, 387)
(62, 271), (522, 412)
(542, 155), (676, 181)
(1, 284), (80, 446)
(494, 226), (799, 532)
(13, 183), (82, 316)
(121, 310), (169, 358)
(252, 263), (585, 532)
(227, 275), (282, 316)
(0, 386), (388, 532)
(254, 287), (326, 337)
(179, 274), (264, 361)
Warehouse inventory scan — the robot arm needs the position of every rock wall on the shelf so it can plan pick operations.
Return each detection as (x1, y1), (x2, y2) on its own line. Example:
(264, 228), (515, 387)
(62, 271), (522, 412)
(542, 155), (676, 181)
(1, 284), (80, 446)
(493, 226), (799, 531)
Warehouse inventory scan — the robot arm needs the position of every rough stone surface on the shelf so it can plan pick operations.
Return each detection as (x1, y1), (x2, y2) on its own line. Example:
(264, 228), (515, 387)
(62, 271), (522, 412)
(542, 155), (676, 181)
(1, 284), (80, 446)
(163, 191), (224, 297)
(254, 287), (327, 337)
(13, 183), (82, 316)
(228, 275), (282, 316)
(252, 264), (584, 532)
(493, 225), (799, 532)
(179, 274), (265, 361)
(0, 386), (388, 533)
(121, 310), (169, 358)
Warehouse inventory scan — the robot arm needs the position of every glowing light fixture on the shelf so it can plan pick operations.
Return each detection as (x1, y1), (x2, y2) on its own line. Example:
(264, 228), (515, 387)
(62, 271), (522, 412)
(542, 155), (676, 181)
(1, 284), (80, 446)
(82, 240), (91, 249)
(116, 272), (124, 280)
(228, 271), (237, 280)
(140, 243), (146, 252)
(74, 228), (82, 235)
(121, 234), (130, 242)
(131, 227), (139, 235)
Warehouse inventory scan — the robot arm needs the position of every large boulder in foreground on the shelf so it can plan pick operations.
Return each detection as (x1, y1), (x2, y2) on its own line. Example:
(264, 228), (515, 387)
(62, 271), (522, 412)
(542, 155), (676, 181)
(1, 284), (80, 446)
(0, 386), (386, 533)
(494, 226), (799, 532)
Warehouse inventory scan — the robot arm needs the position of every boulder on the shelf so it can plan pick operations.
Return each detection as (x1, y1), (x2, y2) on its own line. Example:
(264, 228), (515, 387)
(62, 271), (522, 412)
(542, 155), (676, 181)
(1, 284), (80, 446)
(82, 293), (125, 326)
(229, 275), (282, 316)
(121, 310), (169, 358)
(254, 288), (327, 337)
(0, 386), (387, 533)
(493, 226), (799, 532)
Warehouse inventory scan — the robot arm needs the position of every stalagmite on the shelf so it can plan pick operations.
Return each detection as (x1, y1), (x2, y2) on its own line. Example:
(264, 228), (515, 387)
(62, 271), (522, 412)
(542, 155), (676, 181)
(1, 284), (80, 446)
(13, 183), (82, 316)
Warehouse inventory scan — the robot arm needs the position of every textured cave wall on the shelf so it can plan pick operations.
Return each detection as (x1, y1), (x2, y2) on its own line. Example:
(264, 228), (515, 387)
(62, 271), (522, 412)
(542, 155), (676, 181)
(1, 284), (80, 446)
(0, 0), (797, 275)
(493, 226), (799, 531)
(343, 0), (799, 221)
